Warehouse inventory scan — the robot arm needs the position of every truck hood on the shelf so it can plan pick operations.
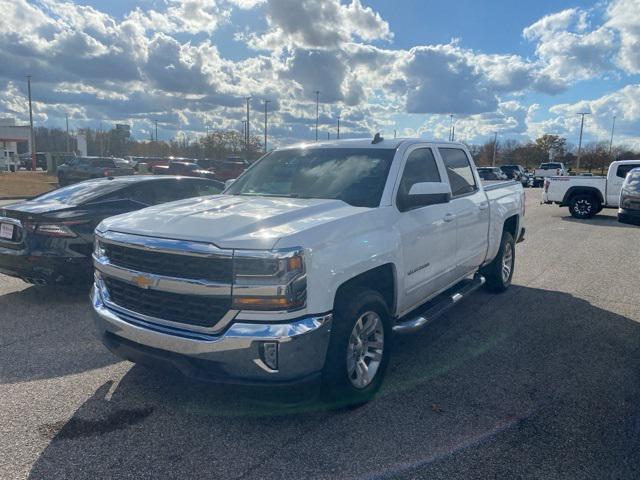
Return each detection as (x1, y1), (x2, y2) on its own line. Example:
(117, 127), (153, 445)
(99, 194), (367, 250)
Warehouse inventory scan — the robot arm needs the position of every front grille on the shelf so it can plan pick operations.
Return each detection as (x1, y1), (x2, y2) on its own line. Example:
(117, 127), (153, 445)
(104, 277), (231, 328)
(104, 243), (232, 283)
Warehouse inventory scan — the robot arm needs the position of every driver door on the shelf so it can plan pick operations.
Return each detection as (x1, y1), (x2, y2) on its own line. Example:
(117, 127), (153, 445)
(396, 146), (458, 314)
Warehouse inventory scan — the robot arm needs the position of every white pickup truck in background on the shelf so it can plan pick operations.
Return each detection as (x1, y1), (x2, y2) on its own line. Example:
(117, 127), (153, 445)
(542, 159), (640, 218)
(91, 137), (525, 405)
(533, 162), (567, 187)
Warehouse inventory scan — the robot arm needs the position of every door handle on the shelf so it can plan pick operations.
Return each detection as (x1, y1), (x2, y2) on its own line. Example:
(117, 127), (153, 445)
(478, 202), (489, 211)
(443, 213), (456, 222)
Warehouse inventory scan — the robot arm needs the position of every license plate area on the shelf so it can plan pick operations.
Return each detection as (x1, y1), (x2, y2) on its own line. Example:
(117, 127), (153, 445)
(0, 223), (16, 241)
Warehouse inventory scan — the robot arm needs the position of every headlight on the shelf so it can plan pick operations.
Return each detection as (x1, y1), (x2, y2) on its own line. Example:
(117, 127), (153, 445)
(93, 237), (106, 259)
(232, 249), (306, 311)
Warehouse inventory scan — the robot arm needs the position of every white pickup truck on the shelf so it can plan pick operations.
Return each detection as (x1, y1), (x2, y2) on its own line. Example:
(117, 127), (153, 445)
(532, 162), (567, 187)
(91, 138), (525, 404)
(542, 159), (640, 218)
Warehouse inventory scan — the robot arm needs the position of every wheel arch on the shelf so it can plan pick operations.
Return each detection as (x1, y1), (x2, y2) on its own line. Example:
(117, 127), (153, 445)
(561, 186), (604, 207)
(502, 214), (519, 239)
(333, 263), (397, 316)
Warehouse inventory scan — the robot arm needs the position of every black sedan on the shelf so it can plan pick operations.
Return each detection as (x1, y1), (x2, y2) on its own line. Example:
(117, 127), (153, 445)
(0, 176), (224, 285)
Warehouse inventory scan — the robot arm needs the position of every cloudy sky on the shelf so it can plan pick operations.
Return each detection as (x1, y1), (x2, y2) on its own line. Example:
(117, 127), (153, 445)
(1, 0), (639, 148)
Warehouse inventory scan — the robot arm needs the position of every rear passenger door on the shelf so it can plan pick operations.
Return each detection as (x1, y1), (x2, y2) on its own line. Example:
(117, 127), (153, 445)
(438, 147), (490, 279)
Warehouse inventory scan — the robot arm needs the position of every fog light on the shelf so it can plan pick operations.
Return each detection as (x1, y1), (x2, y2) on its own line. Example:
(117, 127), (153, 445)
(260, 342), (279, 371)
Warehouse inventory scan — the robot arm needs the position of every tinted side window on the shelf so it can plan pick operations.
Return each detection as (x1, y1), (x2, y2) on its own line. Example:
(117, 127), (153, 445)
(397, 148), (440, 199)
(439, 148), (477, 197)
(192, 180), (223, 196)
(124, 182), (158, 205)
(617, 164), (640, 178)
(154, 180), (198, 204)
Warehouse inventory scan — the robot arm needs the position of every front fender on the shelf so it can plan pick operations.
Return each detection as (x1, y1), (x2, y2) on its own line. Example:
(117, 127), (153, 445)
(278, 207), (401, 314)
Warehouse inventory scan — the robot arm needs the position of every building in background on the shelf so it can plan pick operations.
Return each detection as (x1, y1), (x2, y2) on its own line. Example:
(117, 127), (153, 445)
(0, 118), (31, 171)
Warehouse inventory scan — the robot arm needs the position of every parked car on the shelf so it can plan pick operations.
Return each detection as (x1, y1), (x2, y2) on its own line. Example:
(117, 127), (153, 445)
(209, 156), (251, 181)
(92, 137), (525, 405)
(57, 157), (135, 186)
(542, 159), (640, 218)
(477, 167), (508, 181)
(618, 167), (640, 225)
(533, 162), (567, 187)
(500, 165), (531, 187)
(153, 161), (218, 180)
(0, 176), (224, 285)
(20, 152), (48, 171)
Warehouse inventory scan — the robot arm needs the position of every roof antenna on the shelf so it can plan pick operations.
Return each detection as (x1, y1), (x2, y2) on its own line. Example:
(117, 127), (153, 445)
(372, 132), (384, 144)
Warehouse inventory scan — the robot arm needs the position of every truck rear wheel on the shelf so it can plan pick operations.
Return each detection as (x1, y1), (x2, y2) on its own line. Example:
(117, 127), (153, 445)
(481, 231), (515, 293)
(569, 194), (599, 219)
(322, 288), (391, 407)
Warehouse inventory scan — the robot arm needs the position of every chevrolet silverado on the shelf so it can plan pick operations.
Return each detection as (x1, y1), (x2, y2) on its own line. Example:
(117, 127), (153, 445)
(91, 137), (525, 404)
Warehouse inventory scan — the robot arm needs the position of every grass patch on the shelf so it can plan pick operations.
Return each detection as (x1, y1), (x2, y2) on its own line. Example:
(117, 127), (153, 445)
(0, 171), (58, 197)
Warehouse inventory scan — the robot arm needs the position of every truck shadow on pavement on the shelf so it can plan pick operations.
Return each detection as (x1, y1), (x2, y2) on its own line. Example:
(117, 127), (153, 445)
(0, 284), (120, 384)
(560, 214), (639, 229)
(28, 285), (640, 480)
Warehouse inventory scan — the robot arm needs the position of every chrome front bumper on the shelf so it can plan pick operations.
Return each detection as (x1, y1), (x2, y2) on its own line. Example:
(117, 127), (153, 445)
(91, 283), (332, 384)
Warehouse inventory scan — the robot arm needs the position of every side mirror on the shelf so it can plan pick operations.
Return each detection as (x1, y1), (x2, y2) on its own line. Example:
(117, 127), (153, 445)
(224, 178), (236, 189)
(401, 182), (451, 211)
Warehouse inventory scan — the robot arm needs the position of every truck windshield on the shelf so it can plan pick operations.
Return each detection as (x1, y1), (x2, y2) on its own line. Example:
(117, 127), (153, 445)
(226, 148), (396, 208)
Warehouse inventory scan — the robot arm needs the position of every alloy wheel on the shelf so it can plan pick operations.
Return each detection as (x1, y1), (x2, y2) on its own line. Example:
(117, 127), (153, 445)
(346, 311), (384, 389)
(502, 242), (513, 283)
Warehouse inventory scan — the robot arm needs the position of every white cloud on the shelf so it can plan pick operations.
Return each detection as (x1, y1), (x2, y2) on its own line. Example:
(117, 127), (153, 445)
(523, 7), (618, 86)
(606, 0), (640, 74)
(247, 0), (392, 50)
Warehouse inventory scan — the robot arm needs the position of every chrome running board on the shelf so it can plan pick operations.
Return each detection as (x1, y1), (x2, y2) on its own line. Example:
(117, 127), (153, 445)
(393, 274), (485, 335)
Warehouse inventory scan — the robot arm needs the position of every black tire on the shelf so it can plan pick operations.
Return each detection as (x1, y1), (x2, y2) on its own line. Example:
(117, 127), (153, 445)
(569, 194), (599, 219)
(481, 231), (515, 293)
(322, 288), (392, 407)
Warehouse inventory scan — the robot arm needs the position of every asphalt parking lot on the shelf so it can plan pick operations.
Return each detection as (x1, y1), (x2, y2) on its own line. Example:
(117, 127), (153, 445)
(1, 193), (639, 480)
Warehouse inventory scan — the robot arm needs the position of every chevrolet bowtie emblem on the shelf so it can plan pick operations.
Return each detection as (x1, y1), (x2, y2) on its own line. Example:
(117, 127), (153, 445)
(133, 274), (155, 289)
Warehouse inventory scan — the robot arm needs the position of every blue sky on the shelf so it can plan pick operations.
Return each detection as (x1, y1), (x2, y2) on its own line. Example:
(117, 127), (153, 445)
(1, 0), (639, 149)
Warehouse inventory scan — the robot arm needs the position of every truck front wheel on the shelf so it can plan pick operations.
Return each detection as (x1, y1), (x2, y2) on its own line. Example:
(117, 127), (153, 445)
(482, 231), (515, 293)
(569, 194), (599, 219)
(322, 288), (391, 407)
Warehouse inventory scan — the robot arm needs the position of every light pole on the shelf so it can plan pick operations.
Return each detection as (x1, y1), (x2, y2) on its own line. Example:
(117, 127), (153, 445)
(394, 129), (397, 139)
(263, 99), (271, 153)
(492, 132), (498, 166)
(26, 75), (36, 170)
(449, 114), (454, 142)
(337, 113), (340, 140)
(576, 112), (590, 171)
(241, 120), (247, 151)
(608, 115), (616, 157)
(315, 90), (320, 142)
(65, 112), (70, 153)
(245, 96), (252, 152)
